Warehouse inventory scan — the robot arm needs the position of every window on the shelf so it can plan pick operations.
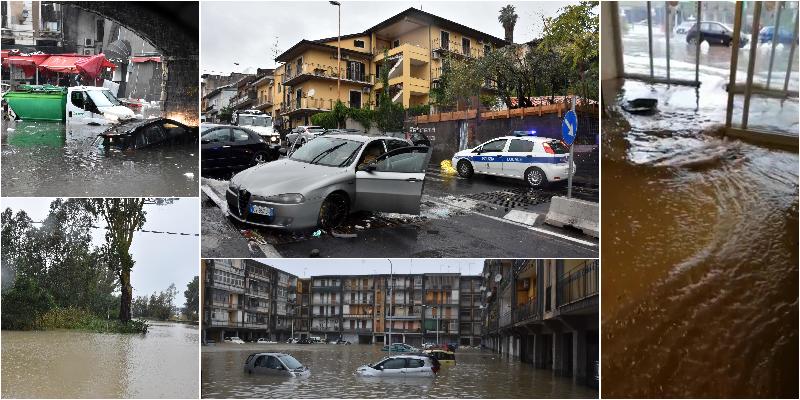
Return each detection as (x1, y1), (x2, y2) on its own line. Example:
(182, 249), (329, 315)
(373, 147), (429, 173)
(354, 39), (365, 48)
(95, 19), (105, 42)
(392, 39), (400, 48)
(479, 139), (507, 152)
(407, 359), (424, 368)
(381, 358), (407, 369)
(232, 129), (251, 142)
(440, 31), (450, 50)
(508, 139), (534, 153)
(346, 61), (366, 82)
(462, 38), (470, 56)
(203, 128), (231, 143)
(385, 139), (409, 152)
(484, 43), (491, 56)
(349, 90), (362, 109)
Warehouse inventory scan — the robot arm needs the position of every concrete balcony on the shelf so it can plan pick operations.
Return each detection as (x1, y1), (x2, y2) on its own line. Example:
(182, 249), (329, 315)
(282, 62), (372, 87)
(556, 261), (599, 313)
(343, 314), (373, 319)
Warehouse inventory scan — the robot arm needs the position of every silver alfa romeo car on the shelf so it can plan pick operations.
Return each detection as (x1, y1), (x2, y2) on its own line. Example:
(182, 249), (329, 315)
(226, 134), (431, 230)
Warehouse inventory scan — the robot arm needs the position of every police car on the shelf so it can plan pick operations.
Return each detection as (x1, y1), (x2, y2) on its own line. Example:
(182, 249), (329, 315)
(451, 132), (575, 188)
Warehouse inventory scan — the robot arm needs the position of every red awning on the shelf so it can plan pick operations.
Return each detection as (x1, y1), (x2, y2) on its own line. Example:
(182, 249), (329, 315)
(131, 56), (162, 63)
(75, 54), (117, 79)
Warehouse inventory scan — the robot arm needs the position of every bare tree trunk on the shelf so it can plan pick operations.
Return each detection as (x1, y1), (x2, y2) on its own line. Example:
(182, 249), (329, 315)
(119, 268), (132, 322)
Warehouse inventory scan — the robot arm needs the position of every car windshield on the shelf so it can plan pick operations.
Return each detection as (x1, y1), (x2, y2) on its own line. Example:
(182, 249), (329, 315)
(278, 355), (303, 370)
(87, 90), (121, 107)
(308, 127), (326, 133)
(239, 115), (272, 127)
(289, 137), (362, 167)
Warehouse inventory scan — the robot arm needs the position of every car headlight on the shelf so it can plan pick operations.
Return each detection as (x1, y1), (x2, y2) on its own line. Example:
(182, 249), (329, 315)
(263, 193), (305, 204)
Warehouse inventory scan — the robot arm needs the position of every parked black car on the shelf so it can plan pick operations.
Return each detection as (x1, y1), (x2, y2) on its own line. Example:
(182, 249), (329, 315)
(686, 21), (748, 47)
(96, 118), (198, 151)
(201, 124), (279, 173)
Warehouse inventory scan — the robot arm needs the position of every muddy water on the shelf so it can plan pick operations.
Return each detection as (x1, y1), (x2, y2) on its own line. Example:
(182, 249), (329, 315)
(202, 344), (597, 398)
(601, 79), (798, 398)
(1, 321), (199, 398)
(1, 120), (198, 196)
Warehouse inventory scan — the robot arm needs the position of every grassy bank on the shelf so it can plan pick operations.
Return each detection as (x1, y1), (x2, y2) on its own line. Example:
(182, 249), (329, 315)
(33, 307), (149, 334)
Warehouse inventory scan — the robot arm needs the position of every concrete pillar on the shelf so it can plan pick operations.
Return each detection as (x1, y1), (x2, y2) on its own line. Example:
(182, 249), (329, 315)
(573, 330), (588, 384)
(533, 334), (545, 368)
(553, 333), (565, 374)
(161, 56), (199, 125)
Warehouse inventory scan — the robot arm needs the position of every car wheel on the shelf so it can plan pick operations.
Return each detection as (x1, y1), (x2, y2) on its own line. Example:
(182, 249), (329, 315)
(318, 193), (349, 230)
(688, 37), (698, 45)
(456, 160), (474, 178)
(525, 167), (548, 188)
(252, 151), (268, 165)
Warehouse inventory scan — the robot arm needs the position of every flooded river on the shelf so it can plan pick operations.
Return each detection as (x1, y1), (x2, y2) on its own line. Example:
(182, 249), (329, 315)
(1, 120), (198, 196)
(202, 343), (597, 398)
(1, 321), (199, 398)
(601, 78), (798, 398)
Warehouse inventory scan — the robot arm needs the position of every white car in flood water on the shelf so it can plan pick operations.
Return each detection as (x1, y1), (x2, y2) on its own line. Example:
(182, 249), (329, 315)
(356, 355), (439, 377)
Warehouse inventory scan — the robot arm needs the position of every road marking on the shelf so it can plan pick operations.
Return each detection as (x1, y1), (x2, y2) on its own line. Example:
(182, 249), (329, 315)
(424, 197), (597, 248)
(201, 183), (283, 258)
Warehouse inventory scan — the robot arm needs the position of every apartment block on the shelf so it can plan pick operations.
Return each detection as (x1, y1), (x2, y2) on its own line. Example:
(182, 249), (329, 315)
(376, 274), (424, 346)
(422, 273), (460, 345)
(264, 7), (506, 127)
(481, 259), (599, 388)
(310, 275), (342, 338)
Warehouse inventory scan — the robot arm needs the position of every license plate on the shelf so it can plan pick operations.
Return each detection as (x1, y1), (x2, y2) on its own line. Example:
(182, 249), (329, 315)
(249, 204), (274, 216)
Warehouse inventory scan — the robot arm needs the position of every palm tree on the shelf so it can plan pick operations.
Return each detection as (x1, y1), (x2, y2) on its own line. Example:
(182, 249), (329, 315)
(498, 5), (518, 43)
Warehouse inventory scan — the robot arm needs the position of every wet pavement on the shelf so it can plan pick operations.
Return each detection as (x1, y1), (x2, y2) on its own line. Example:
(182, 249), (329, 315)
(1, 321), (199, 398)
(201, 343), (598, 399)
(601, 77), (798, 398)
(1, 119), (198, 197)
(200, 164), (598, 259)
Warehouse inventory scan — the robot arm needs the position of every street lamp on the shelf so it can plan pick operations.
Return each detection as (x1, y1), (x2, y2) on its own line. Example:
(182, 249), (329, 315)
(330, 0), (342, 120)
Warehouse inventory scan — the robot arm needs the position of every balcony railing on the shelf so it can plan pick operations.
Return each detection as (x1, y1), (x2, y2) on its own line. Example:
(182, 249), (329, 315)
(343, 314), (372, 319)
(209, 320), (245, 328)
(513, 297), (539, 324)
(342, 327), (373, 333)
(230, 89), (257, 108)
(557, 261), (599, 308)
(431, 38), (487, 58)
(499, 311), (512, 328)
(344, 282), (375, 290)
(344, 297), (374, 305)
(283, 62), (372, 85)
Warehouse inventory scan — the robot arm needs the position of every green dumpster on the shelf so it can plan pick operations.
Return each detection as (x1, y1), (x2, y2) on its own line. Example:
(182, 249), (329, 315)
(4, 85), (67, 121)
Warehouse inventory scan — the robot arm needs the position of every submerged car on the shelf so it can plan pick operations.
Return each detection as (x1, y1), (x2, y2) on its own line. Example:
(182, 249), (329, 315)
(452, 134), (575, 188)
(423, 349), (456, 366)
(256, 338), (277, 344)
(225, 336), (245, 344)
(226, 134), (431, 230)
(356, 354), (439, 377)
(382, 343), (418, 352)
(758, 26), (796, 44)
(95, 118), (198, 151)
(335, 339), (352, 345)
(201, 124), (279, 172)
(243, 353), (310, 377)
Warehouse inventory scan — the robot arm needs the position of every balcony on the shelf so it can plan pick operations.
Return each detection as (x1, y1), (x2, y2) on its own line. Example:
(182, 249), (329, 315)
(344, 297), (374, 305)
(499, 311), (512, 328)
(243, 322), (270, 329)
(431, 38), (486, 58)
(343, 314), (372, 319)
(245, 305), (270, 313)
(342, 327), (374, 333)
(247, 288), (271, 299)
(311, 284), (341, 291)
(344, 282), (374, 290)
(229, 88), (257, 109)
(210, 301), (241, 310)
(385, 314), (421, 321)
(207, 280), (245, 294)
(557, 261), (598, 310)
(513, 297), (539, 325)
(283, 62), (372, 86)
(209, 320), (244, 328)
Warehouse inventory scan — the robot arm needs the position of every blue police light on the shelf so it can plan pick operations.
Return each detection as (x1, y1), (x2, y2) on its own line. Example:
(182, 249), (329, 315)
(513, 130), (537, 137)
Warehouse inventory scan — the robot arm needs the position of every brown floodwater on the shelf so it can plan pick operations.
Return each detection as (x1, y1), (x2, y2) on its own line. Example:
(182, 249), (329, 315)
(601, 78), (798, 398)
(202, 343), (598, 398)
(1, 321), (199, 398)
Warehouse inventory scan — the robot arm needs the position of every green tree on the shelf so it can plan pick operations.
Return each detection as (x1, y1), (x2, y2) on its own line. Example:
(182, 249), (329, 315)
(375, 50), (405, 132)
(1, 275), (54, 330)
(218, 106), (234, 123)
(184, 276), (199, 321)
(498, 5), (519, 42)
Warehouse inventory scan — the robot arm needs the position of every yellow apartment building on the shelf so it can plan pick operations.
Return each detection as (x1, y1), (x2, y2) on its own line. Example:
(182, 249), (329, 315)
(267, 7), (508, 127)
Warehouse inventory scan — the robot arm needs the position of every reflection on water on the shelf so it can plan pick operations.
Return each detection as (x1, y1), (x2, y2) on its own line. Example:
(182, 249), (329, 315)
(1, 321), (199, 398)
(202, 344), (597, 399)
(1, 120), (198, 196)
(601, 79), (799, 398)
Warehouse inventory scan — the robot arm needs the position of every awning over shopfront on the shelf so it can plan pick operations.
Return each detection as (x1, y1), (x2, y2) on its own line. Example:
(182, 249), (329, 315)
(1, 52), (116, 79)
(131, 56), (162, 63)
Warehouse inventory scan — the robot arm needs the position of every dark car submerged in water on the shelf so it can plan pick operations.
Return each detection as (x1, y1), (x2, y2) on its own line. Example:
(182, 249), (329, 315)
(95, 118), (198, 151)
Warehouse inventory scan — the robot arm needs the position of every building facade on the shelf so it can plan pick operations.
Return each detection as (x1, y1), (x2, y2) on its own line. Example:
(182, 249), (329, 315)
(481, 259), (599, 388)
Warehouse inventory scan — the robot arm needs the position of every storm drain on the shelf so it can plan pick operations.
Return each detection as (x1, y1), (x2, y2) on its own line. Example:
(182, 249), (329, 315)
(464, 189), (551, 209)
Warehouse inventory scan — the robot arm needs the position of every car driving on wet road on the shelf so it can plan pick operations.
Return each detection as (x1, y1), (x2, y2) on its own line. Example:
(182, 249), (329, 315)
(226, 134), (430, 230)
(356, 354), (439, 377)
(244, 353), (310, 377)
(451, 133), (575, 188)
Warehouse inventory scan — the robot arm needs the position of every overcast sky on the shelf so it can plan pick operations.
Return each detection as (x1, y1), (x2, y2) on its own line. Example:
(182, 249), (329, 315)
(254, 258), (485, 278)
(201, 0), (581, 75)
(0, 198), (199, 307)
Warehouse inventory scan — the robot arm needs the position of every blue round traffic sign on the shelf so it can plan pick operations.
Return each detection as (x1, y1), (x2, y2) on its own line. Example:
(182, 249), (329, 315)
(562, 110), (577, 145)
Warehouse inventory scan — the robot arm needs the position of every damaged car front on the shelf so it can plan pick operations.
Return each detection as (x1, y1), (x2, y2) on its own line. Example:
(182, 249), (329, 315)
(226, 134), (431, 231)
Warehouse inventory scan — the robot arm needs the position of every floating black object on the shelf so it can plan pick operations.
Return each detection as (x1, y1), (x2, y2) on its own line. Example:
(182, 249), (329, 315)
(622, 98), (658, 115)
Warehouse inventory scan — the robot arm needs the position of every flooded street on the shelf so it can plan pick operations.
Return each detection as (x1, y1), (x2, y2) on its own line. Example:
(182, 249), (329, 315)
(1, 321), (199, 398)
(1, 120), (198, 196)
(202, 344), (597, 398)
(601, 78), (798, 398)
